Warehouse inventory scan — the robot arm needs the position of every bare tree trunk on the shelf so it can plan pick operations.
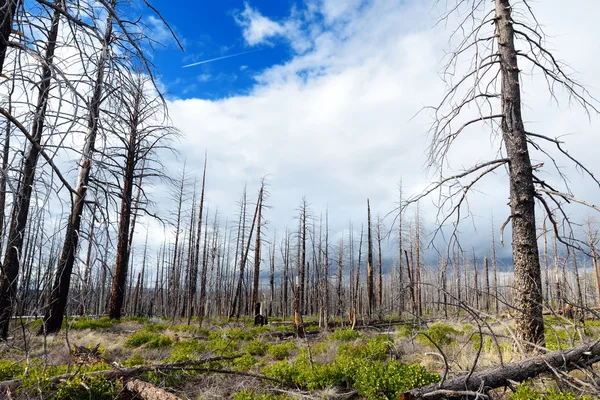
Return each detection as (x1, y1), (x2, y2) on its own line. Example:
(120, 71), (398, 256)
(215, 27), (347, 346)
(252, 182), (265, 325)
(0, 1), (61, 338)
(366, 200), (374, 317)
(397, 183), (404, 316)
(0, 0), (18, 74)
(495, 0), (544, 347)
(484, 257), (490, 313)
(40, 0), (116, 334)
(377, 215), (383, 311)
(230, 187), (259, 319)
(188, 156), (206, 325)
(109, 79), (143, 320)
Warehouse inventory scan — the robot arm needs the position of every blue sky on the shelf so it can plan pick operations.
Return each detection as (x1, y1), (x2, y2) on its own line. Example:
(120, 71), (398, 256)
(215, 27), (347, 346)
(144, 1), (298, 99)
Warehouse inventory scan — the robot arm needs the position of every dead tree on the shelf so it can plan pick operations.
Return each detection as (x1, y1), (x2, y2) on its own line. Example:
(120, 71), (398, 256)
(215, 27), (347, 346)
(252, 180), (266, 325)
(410, 0), (599, 349)
(108, 76), (175, 320)
(0, 0), (62, 338)
(0, 0), (18, 74)
(366, 199), (374, 317)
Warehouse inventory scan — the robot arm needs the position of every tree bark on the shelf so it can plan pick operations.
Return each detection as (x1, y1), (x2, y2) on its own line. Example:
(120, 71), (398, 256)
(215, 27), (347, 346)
(0, 0), (60, 338)
(0, 0), (18, 74)
(108, 79), (142, 320)
(125, 379), (181, 400)
(403, 340), (600, 399)
(366, 199), (374, 317)
(40, 0), (115, 335)
(496, 0), (544, 347)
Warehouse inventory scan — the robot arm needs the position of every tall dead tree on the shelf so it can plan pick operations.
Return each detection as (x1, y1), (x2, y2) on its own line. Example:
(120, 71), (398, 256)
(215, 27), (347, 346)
(252, 180), (265, 325)
(108, 76), (174, 319)
(366, 199), (374, 317)
(0, 0), (18, 74)
(0, 1), (61, 338)
(411, 0), (599, 348)
(188, 155), (206, 325)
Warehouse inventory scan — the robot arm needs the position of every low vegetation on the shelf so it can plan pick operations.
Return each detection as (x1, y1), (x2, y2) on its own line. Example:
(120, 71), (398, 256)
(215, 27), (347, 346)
(2, 315), (600, 398)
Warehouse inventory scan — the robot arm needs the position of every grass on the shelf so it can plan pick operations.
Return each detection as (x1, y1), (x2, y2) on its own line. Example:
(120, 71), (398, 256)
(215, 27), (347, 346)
(3, 314), (598, 399)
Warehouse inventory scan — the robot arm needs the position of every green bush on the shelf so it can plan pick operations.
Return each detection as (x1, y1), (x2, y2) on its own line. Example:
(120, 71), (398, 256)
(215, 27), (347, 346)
(262, 340), (438, 399)
(53, 376), (121, 400)
(0, 360), (24, 380)
(67, 316), (113, 330)
(233, 354), (258, 372)
(227, 327), (255, 341)
(471, 333), (495, 353)
(125, 330), (172, 349)
(267, 342), (296, 360)
(244, 339), (269, 356)
(510, 382), (595, 400)
(123, 353), (147, 367)
(545, 327), (575, 351)
(168, 339), (206, 361)
(330, 328), (360, 341)
(207, 336), (239, 355)
(416, 323), (459, 346)
(144, 322), (165, 332)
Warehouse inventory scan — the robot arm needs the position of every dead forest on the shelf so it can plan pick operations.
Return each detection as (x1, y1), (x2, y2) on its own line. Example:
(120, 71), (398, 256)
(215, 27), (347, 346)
(1, 0), (600, 399)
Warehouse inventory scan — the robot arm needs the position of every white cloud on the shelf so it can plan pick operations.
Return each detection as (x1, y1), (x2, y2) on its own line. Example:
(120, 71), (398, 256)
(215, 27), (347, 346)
(234, 3), (285, 46)
(165, 0), (600, 261)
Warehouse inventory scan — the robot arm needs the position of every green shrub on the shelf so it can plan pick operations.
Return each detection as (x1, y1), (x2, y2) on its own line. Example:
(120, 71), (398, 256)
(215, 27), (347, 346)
(416, 323), (459, 346)
(544, 327), (575, 351)
(227, 327), (255, 341)
(123, 353), (147, 367)
(471, 333), (495, 352)
(397, 324), (418, 338)
(0, 360), (24, 380)
(233, 354), (258, 372)
(144, 322), (165, 332)
(267, 342), (296, 360)
(330, 328), (360, 341)
(207, 337), (239, 355)
(67, 316), (113, 330)
(168, 339), (206, 361)
(510, 382), (595, 400)
(244, 339), (269, 356)
(125, 330), (172, 349)
(53, 376), (120, 400)
(262, 340), (438, 399)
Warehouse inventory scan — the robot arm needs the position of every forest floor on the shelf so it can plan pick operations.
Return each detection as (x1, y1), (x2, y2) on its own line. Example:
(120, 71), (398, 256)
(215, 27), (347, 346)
(0, 314), (598, 399)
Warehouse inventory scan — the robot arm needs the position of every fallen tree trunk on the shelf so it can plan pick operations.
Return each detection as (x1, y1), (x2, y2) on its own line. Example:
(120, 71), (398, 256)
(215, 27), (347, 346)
(125, 379), (182, 400)
(402, 340), (600, 399)
(0, 354), (242, 393)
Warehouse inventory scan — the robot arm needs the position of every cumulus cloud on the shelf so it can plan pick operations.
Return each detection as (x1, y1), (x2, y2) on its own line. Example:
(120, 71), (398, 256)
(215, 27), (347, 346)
(163, 0), (600, 262)
(234, 3), (285, 46)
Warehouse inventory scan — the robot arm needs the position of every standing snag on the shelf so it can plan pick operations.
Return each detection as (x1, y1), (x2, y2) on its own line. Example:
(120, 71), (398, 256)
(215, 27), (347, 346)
(409, 0), (599, 350)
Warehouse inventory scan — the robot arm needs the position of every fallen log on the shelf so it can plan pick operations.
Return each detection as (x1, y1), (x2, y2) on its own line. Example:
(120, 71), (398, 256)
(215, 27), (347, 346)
(402, 340), (600, 399)
(0, 354), (242, 393)
(125, 379), (182, 400)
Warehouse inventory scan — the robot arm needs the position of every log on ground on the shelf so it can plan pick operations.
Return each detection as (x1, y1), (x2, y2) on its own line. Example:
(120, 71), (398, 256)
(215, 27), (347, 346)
(125, 378), (182, 400)
(402, 340), (600, 399)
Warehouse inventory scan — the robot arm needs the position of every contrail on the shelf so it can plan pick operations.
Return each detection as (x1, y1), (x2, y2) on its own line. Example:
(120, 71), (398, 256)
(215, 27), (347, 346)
(182, 49), (261, 68)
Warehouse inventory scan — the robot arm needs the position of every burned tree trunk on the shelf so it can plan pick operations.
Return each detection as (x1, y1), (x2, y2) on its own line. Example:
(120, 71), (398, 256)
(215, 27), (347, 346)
(495, 0), (544, 347)
(40, 0), (116, 334)
(252, 182), (265, 325)
(0, 1), (61, 338)
(366, 199), (374, 317)
(0, 0), (18, 74)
